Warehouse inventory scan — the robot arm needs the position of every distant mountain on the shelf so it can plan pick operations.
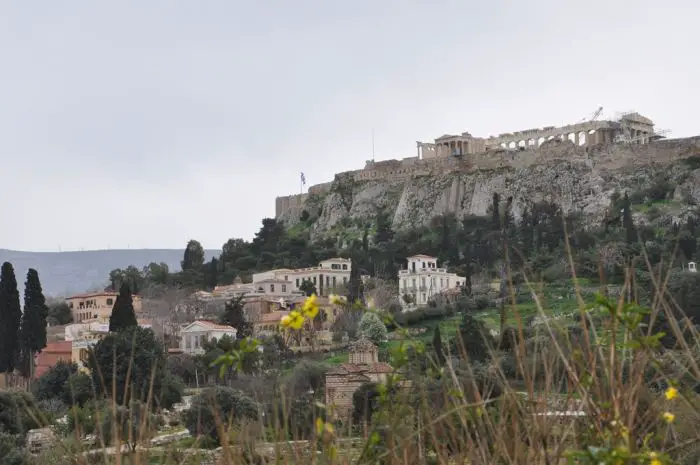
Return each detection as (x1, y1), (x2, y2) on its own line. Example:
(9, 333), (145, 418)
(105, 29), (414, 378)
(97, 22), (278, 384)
(0, 249), (220, 297)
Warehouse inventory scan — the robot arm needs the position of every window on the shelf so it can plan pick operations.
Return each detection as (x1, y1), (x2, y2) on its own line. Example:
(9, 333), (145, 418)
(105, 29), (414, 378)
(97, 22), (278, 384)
(440, 278), (444, 288)
(69, 302), (73, 309)
(332, 276), (337, 287)
(342, 264), (348, 270)
(296, 278), (300, 287)
(421, 277), (426, 288)
(282, 284), (287, 292)
(284, 275), (288, 281)
(343, 277), (347, 283)
(326, 276), (330, 286)
(270, 284), (275, 292)
(422, 293), (426, 303)
(412, 278), (416, 288)
(106, 298), (113, 306)
(313, 276), (317, 284)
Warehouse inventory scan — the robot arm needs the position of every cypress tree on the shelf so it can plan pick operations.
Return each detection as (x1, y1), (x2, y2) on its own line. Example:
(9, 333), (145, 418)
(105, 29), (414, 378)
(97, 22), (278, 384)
(433, 326), (446, 366)
(622, 193), (636, 244)
(0, 262), (22, 373)
(219, 296), (251, 339)
(109, 283), (138, 332)
(19, 269), (49, 378)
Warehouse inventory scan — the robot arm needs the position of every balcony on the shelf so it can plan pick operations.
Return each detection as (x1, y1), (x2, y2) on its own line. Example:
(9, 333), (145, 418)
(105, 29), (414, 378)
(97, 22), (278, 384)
(399, 268), (447, 275)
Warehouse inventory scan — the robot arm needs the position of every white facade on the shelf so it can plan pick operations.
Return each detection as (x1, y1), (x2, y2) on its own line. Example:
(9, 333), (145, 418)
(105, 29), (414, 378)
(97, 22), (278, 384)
(251, 258), (352, 296)
(398, 255), (465, 306)
(178, 320), (237, 355)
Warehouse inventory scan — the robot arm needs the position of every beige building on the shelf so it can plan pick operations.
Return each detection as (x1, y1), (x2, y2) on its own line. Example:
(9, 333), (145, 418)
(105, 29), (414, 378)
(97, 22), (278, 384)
(399, 255), (465, 307)
(178, 320), (237, 355)
(66, 291), (143, 323)
(252, 258), (352, 297)
(65, 319), (152, 371)
(324, 338), (393, 416)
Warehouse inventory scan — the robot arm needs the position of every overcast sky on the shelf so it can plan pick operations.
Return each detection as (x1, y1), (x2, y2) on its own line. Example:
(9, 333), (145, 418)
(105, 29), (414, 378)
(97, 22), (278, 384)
(1, 0), (697, 252)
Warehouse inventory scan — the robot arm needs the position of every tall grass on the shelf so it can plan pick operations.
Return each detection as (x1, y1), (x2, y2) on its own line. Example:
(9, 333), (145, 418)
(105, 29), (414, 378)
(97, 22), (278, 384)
(22, 245), (700, 465)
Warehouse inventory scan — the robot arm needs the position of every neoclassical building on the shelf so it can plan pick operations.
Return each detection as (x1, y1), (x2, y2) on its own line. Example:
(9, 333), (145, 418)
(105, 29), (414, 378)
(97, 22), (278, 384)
(324, 338), (393, 416)
(398, 254), (465, 307)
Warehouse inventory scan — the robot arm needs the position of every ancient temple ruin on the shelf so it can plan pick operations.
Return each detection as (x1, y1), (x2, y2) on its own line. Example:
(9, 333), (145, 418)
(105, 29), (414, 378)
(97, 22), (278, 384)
(417, 112), (657, 158)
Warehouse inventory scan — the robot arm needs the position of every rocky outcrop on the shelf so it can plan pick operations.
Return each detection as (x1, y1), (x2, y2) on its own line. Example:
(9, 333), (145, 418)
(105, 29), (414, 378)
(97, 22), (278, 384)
(276, 137), (700, 237)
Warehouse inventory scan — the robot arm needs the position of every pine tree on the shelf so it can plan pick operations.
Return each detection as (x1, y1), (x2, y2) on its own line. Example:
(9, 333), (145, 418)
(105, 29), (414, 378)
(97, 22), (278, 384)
(432, 326), (446, 366)
(0, 262), (22, 374)
(19, 269), (49, 378)
(219, 296), (251, 338)
(109, 283), (138, 332)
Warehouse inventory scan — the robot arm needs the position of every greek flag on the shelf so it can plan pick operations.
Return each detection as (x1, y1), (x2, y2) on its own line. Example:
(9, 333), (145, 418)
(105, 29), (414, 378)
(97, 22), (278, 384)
(301, 172), (306, 185)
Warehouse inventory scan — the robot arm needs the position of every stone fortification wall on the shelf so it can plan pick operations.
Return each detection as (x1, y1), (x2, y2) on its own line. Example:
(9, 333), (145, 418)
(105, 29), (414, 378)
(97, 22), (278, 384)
(274, 136), (700, 219)
(275, 193), (308, 219)
(309, 181), (332, 195)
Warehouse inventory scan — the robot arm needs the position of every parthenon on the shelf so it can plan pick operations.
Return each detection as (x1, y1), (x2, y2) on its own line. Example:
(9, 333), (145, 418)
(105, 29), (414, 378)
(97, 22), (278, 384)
(416, 112), (657, 159)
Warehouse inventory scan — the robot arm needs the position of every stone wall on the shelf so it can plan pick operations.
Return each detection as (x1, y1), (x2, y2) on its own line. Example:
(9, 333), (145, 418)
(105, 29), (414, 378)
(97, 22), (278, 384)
(275, 136), (700, 220)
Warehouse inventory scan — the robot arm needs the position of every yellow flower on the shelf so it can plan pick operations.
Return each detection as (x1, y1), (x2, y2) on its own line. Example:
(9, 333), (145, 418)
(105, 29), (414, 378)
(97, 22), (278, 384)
(649, 452), (661, 465)
(650, 459), (662, 465)
(302, 294), (319, 319)
(281, 310), (304, 330)
(662, 412), (675, 423)
(329, 294), (347, 305)
(664, 386), (678, 401)
(280, 315), (291, 327)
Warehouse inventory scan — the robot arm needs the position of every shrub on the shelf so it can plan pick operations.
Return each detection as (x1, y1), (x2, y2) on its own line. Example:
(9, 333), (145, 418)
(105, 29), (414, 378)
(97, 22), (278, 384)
(183, 387), (258, 441)
(358, 312), (388, 345)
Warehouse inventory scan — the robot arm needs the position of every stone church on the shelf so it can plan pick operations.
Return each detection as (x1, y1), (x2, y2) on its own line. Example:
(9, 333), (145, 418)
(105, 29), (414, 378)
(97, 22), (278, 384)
(324, 338), (393, 416)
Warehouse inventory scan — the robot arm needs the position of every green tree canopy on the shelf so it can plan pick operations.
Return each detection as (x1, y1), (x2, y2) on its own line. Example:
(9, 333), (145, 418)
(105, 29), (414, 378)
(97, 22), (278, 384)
(218, 296), (251, 338)
(183, 386), (258, 441)
(87, 326), (182, 409)
(32, 360), (92, 407)
(181, 239), (205, 271)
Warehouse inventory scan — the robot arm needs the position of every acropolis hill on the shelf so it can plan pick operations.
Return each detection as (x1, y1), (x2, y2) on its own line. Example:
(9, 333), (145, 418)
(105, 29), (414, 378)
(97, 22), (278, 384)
(276, 112), (700, 235)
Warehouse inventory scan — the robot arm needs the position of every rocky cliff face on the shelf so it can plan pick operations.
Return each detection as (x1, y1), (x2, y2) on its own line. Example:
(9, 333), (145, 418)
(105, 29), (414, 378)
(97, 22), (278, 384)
(277, 138), (700, 237)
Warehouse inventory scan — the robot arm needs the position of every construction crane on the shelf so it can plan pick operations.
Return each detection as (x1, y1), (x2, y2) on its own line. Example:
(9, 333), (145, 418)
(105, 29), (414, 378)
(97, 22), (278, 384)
(579, 106), (604, 123)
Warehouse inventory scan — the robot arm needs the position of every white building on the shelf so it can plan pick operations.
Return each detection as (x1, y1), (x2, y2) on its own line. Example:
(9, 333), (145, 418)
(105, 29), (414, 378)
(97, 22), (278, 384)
(398, 255), (465, 306)
(252, 258), (352, 296)
(178, 320), (237, 355)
